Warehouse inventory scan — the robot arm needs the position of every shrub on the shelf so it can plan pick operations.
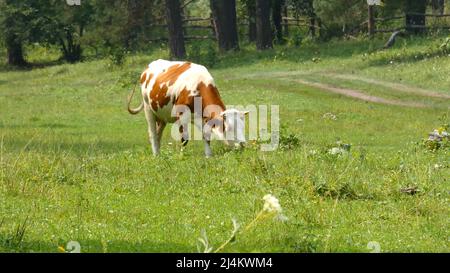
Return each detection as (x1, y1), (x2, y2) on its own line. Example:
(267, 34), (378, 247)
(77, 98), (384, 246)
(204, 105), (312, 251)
(423, 125), (449, 151)
(187, 41), (218, 68)
(107, 47), (127, 67)
(439, 37), (450, 54)
(288, 30), (303, 47)
(279, 128), (301, 150)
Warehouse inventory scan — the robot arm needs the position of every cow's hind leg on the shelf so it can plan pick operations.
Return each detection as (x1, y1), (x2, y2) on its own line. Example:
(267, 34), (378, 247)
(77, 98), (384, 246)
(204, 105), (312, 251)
(156, 120), (166, 145)
(175, 112), (190, 147)
(144, 105), (159, 155)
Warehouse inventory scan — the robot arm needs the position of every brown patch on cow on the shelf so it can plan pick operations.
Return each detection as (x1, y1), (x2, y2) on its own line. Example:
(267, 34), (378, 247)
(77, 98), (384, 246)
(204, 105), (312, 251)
(140, 72), (147, 84)
(155, 62), (191, 87)
(197, 82), (226, 118)
(145, 73), (154, 89)
(174, 88), (195, 112)
(149, 63), (191, 111)
(150, 84), (170, 111)
(197, 82), (226, 134)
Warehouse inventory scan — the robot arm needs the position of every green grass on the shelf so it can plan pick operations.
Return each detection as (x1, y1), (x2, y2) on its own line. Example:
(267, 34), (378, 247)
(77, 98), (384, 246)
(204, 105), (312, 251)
(0, 35), (449, 253)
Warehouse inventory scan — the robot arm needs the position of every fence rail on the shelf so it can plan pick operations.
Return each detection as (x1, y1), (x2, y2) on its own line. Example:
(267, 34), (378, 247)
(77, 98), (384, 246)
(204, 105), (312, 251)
(368, 11), (450, 36)
(149, 16), (317, 42)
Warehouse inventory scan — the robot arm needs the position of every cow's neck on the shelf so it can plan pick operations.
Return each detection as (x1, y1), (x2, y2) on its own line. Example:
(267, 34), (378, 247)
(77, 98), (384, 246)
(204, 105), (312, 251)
(198, 82), (226, 118)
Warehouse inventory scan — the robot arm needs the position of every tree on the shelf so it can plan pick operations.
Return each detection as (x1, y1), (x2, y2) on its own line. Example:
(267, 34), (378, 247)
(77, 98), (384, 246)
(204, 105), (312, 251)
(256, 0), (273, 50)
(210, 0), (239, 51)
(291, 0), (316, 37)
(124, 0), (144, 50)
(405, 0), (427, 34)
(313, 0), (366, 39)
(165, 0), (186, 59)
(85, 0), (160, 55)
(272, 0), (285, 43)
(55, 3), (94, 62)
(242, 0), (257, 42)
(1, 1), (27, 66)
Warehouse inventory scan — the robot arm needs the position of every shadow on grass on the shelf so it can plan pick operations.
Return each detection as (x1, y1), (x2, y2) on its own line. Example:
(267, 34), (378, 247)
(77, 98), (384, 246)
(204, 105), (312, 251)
(0, 59), (65, 73)
(1, 139), (139, 156)
(366, 46), (448, 68)
(0, 123), (75, 129)
(0, 236), (193, 253)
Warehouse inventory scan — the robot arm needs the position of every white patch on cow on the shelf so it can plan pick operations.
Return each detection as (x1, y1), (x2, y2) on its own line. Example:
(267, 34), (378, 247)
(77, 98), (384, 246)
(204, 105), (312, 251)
(142, 60), (216, 123)
(170, 63), (215, 98)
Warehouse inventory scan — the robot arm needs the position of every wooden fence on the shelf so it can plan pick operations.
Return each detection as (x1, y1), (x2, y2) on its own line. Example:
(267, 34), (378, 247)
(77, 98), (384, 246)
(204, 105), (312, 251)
(148, 16), (317, 43)
(367, 9), (450, 35)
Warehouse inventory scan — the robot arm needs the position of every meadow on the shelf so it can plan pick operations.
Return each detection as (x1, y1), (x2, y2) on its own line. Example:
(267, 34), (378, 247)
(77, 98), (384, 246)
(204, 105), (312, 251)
(0, 35), (449, 253)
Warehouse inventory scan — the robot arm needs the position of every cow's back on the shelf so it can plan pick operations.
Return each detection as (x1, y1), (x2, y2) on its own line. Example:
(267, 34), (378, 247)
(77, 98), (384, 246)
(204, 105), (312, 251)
(140, 60), (223, 122)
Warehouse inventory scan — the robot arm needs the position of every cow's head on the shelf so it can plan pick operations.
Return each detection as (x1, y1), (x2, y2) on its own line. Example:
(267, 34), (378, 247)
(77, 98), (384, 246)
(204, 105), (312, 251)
(213, 109), (248, 147)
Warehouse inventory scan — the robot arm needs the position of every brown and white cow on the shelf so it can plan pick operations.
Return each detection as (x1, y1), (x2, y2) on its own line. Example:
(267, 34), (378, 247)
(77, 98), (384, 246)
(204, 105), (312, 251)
(127, 59), (247, 157)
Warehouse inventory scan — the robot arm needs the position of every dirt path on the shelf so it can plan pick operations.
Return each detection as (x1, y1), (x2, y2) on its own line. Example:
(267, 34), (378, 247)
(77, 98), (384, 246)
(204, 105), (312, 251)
(237, 70), (448, 108)
(322, 73), (450, 99)
(285, 78), (428, 108)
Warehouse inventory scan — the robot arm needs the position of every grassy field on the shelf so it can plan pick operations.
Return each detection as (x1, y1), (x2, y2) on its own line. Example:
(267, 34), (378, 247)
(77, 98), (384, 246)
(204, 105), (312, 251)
(0, 35), (449, 253)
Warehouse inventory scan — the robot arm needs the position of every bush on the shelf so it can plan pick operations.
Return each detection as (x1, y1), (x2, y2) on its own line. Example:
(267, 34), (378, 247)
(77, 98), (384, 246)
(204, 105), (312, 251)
(440, 37), (450, 54)
(107, 47), (127, 67)
(288, 30), (303, 47)
(187, 41), (218, 68)
(279, 127), (301, 150)
(423, 125), (449, 151)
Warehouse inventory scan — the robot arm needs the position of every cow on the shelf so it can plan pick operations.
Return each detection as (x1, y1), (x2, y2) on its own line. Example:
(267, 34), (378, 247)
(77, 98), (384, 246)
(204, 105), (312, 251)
(127, 59), (248, 157)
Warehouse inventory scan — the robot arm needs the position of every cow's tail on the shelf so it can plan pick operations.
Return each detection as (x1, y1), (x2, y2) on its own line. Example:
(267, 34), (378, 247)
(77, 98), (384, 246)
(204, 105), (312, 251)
(127, 83), (144, 115)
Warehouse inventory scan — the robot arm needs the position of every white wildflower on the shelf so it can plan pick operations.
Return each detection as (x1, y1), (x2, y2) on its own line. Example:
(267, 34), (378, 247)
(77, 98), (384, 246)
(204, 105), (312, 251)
(322, 112), (337, 120)
(263, 194), (282, 213)
(329, 147), (347, 155)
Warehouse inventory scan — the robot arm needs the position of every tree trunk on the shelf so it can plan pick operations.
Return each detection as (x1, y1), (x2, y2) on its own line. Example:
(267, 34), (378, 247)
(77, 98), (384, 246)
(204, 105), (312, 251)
(248, 0), (257, 42)
(60, 28), (82, 63)
(210, 0), (239, 52)
(4, 6), (26, 66)
(283, 4), (289, 37)
(272, 0), (284, 43)
(318, 18), (324, 39)
(165, 0), (186, 59)
(125, 0), (144, 50)
(368, 4), (375, 38)
(309, 17), (316, 37)
(256, 0), (273, 50)
(405, 0), (427, 34)
(6, 35), (26, 67)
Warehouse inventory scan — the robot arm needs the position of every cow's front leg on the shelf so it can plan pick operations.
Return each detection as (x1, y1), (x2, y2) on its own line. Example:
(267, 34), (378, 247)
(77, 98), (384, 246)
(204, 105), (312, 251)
(144, 106), (159, 155)
(204, 139), (212, 158)
(202, 128), (213, 158)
